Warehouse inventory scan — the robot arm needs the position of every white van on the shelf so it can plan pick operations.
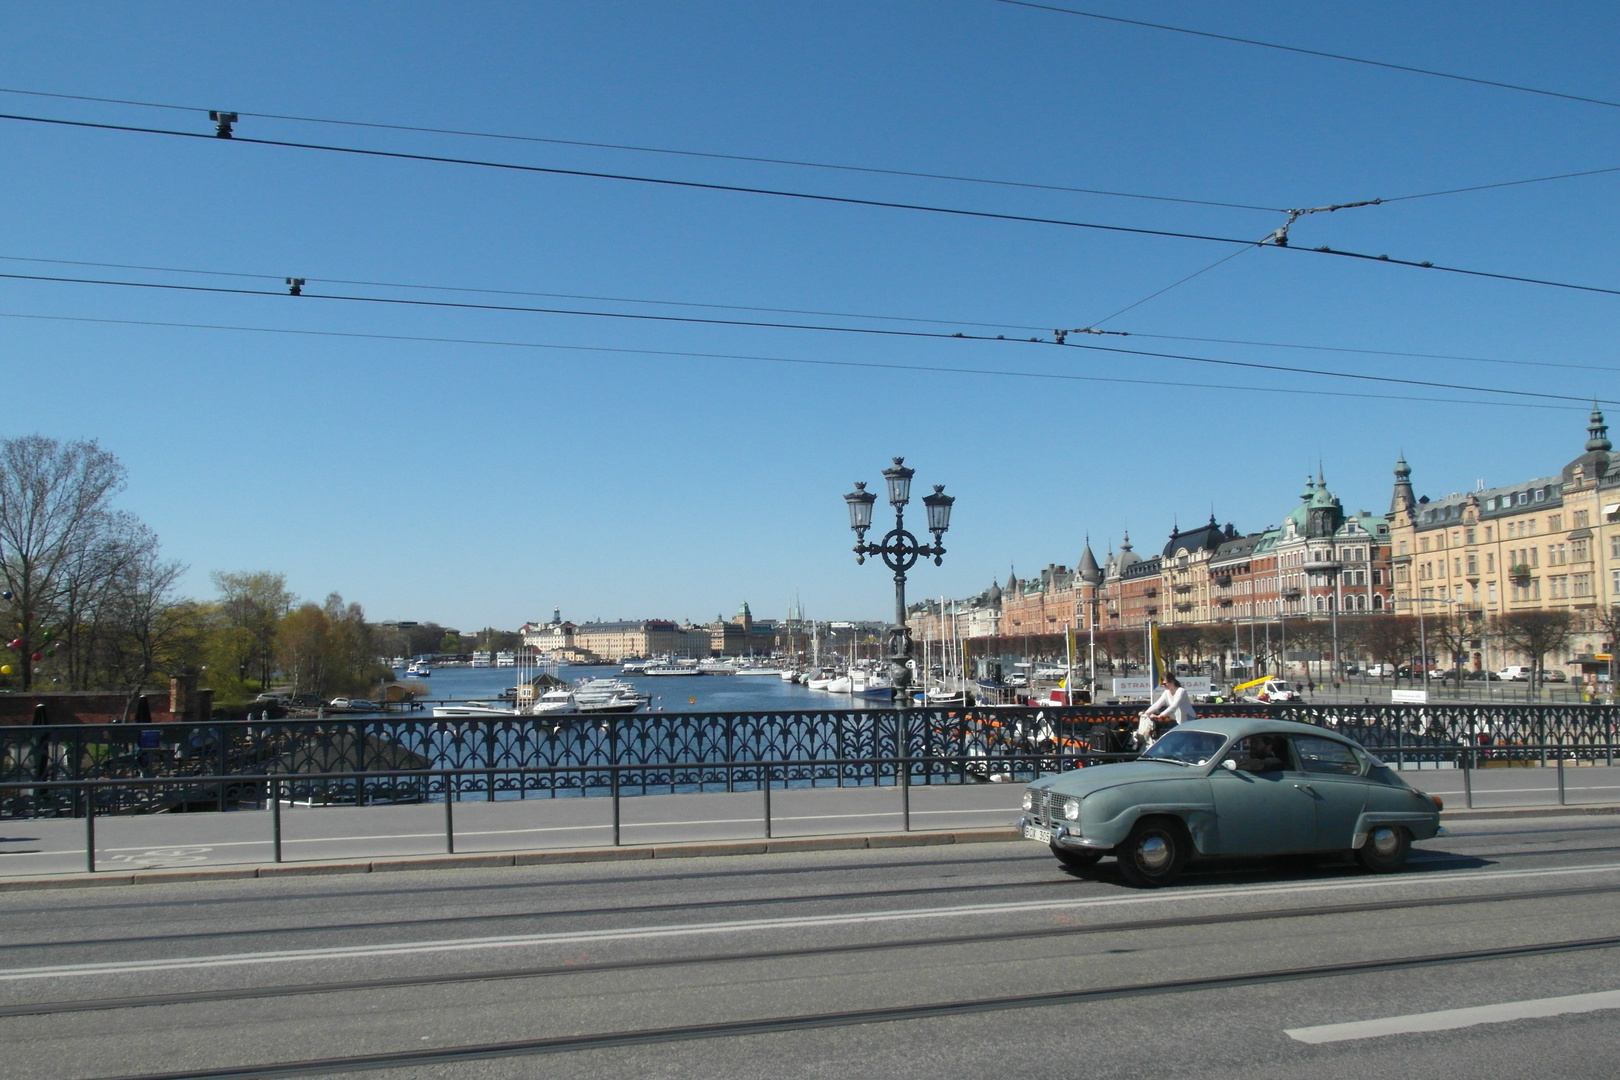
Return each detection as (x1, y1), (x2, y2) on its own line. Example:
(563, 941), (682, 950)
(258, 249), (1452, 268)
(1496, 665), (1531, 681)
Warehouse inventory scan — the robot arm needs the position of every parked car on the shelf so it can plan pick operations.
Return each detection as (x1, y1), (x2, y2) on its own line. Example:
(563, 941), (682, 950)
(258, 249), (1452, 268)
(1464, 669), (1501, 681)
(1497, 665), (1531, 681)
(1544, 670), (1568, 683)
(1019, 718), (1444, 887)
(1365, 664), (1394, 678)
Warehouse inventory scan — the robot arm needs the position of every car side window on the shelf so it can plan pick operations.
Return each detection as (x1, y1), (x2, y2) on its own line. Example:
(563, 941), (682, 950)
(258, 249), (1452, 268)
(1224, 735), (1292, 774)
(1293, 735), (1361, 775)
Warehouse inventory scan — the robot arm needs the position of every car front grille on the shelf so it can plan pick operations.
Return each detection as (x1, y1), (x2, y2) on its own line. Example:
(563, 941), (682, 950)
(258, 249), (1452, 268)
(1027, 788), (1064, 827)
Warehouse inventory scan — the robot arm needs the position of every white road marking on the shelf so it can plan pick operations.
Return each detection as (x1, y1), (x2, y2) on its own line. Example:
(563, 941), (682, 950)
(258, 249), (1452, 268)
(5, 860), (1620, 982)
(1286, 988), (1620, 1043)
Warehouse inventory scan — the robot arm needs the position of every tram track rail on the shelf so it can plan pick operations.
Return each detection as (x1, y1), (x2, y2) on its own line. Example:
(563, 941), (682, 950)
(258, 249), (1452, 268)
(9, 878), (1620, 1019)
(85, 933), (1620, 1080)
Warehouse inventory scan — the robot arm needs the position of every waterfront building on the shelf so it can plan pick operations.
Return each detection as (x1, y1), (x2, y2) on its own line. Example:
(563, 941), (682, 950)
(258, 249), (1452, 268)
(1388, 410), (1619, 668)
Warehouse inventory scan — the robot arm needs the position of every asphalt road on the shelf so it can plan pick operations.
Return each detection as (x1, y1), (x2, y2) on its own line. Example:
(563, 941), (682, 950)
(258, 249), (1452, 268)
(4, 815), (1620, 1079)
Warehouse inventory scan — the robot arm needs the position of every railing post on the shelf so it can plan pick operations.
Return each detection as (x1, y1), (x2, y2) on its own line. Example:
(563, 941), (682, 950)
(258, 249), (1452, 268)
(84, 783), (95, 874)
(444, 775), (455, 854)
(271, 778), (283, 862)
(762, 762), (773, 839)
(611, 765), (621, 847)
(1462, 748), (1474, 809)
(1558, 751), (1567, 806)
(898, 711), (911, 832)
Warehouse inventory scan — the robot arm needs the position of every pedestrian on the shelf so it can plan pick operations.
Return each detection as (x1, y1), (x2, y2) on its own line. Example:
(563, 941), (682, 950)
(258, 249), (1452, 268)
(1307, 678), (1316, 696)
(1137, 673), (1195, 747)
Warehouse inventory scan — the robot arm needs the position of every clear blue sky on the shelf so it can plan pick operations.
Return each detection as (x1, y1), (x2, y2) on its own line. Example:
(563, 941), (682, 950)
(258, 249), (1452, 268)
(2, 2), (1617, 628)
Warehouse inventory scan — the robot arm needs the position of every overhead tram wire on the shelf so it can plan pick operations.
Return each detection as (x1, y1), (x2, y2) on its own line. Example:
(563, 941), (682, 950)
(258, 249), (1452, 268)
(0, 310), (1578, 413)
(992, 0), (1620, 111)
(1, 268), (1613, 406)
(8, 252), (1615, 377)
(6, 111), (1618, 302)
(8, 88), (1616, 210)
(0, 254), (1053, 337)
(0, 86), (1284, 215)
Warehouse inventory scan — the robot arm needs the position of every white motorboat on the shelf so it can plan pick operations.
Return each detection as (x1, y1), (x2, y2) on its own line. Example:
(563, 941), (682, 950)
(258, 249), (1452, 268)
(405, 661), (431, 678)
(734, 664), (781, 676)
(530, 689), (580, 714)
(431, 701), (516, 718)
(824, 675), (853, 693)
(697, 659), (735, 675)
(641, 663), (692, 676)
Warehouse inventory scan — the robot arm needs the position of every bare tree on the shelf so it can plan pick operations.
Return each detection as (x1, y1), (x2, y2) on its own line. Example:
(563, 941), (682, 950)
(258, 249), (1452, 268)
(1428, 611), (1474, 687)
(1494, 611), (1574, 693)
(0, 436), (127, 690)
(1360, 615), (1421, 682)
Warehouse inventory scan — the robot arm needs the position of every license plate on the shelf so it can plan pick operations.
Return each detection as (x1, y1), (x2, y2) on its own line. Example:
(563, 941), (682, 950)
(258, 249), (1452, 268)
(1023, 823), (1053, 844)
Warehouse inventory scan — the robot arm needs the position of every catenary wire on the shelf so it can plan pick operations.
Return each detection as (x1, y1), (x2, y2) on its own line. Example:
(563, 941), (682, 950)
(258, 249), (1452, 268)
(0, 254), (1054, 336)
(5, 110), (1616, 301)
(992, 0), (1620, 111)
(0, 85), (1284, 214)
(2, 269), (1612, 405)
(0, 311), (1582, 412)
(5, 253), (1611, 376)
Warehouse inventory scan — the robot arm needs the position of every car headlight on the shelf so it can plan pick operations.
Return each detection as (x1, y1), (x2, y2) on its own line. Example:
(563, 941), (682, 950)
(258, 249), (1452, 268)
(1021, 790), (1034, 812)
(1063, 798), (1081, 821)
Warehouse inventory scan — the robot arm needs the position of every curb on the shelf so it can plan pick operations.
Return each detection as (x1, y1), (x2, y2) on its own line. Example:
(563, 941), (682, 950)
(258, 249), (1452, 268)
(1440, 804), (1620, 822)
(0, 828), (1023, 893)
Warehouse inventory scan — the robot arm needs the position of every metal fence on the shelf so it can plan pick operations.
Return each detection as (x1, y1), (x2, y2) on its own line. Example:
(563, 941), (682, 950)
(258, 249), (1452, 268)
(3, 702), (1617, 821)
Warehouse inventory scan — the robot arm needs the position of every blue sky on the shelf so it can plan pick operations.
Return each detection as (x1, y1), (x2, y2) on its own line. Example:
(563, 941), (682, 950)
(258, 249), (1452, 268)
(2, 1), (1617, 628)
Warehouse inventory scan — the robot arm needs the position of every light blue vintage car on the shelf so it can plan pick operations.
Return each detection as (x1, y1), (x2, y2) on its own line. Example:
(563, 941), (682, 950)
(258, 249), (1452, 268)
(1018, 717), (1443, 887)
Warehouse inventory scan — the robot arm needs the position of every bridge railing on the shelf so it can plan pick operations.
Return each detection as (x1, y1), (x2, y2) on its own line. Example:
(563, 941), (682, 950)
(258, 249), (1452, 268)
(2, 703), (1615, 820)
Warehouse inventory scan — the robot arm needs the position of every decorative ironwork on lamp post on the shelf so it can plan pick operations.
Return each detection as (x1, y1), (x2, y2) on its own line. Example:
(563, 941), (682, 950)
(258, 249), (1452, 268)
(844, 458), (954, 703)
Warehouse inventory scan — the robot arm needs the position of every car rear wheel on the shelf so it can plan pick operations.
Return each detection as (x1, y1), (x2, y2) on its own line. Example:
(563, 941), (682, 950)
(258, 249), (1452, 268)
(1050, 843), (1103, 871)
(1115, 816), (1188, 888)
(1356, 825), (1411, 872)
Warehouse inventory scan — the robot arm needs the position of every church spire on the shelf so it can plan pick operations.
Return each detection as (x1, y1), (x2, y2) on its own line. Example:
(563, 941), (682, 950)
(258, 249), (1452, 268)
(1390, 454), (1416, 516)
(1588, 406), (1612, 452)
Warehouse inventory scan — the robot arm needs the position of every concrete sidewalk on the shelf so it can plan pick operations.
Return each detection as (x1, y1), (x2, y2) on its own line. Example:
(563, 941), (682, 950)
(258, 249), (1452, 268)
(4, 772), (1618, 893)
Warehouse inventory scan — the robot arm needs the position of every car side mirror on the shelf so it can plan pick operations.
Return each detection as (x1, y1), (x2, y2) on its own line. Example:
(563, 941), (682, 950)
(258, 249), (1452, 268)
(1220, 758), (1238, 771)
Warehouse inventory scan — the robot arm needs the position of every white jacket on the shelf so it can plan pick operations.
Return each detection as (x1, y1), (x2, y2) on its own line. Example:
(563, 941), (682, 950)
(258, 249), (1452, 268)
(1143, 685), (1195, 724)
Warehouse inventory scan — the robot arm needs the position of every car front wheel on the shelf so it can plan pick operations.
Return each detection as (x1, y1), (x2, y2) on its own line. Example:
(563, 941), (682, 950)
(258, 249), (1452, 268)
(1050, 843), (1103, 871)
(1356, 825), (1411, 873)
(1115, 816), (1188, 888)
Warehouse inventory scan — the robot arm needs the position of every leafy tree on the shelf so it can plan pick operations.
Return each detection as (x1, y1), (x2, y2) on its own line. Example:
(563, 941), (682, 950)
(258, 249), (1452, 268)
(211, 571), (293, 689)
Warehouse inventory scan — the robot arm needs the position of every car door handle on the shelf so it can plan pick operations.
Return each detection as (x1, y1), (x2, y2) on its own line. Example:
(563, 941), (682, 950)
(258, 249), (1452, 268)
(1294, 782), (1317, 795)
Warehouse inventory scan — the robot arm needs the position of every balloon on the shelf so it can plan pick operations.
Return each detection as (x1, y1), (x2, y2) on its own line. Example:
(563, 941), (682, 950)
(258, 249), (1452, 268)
(7, 639), (19, 649)
(0, 665), (10, 675)
(29, 652), (41, 661)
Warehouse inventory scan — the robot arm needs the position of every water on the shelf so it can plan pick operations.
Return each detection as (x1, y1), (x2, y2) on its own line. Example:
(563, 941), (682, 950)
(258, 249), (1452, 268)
(401, 664), (888, 712)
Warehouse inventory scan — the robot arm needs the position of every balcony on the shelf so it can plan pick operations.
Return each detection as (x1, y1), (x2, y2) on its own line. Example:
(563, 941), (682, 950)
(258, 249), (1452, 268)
(1144, 588), (1158, 598)
(1303, 558), (1343, 574)
(1213, 575), (1232, 588)
(1175, 602), (1194, 612)
(1218, 598), (1234, 608)
(1173, 584), (1193, 594)
(1281, 587), (1303, 600)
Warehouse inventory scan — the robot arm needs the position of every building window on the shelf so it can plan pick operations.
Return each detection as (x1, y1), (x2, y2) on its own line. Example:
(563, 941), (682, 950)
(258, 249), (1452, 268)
(1420, 537), (1430, 553)
(1550, 576), (1568, 599)
(1372, 569), (1383, 585)
(1485, 526), (1493, 541)
(1486, 497), (1496, 510)
(1518, 492), (1529, 505)
(1398, 541), (1408, 555)
(1466, 527), (1476, 545)
(1486, 553), (1495, 573)
(1574, 510), (1590, 528)
(1574, 573), (1593, 598)
(1488, 581), (1498, 603)
(1573, 537), (1590, 562)
(1467, 555), (1477, 575)
(1612, 569), (1620, 595)
(1612, 534), (1620, 561)
(1550, 514), (1563, 531)
(1535, 489), (1547, 502)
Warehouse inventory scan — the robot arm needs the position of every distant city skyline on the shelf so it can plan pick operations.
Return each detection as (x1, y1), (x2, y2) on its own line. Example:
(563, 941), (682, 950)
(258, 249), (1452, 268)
(3, 2), (1616, 627)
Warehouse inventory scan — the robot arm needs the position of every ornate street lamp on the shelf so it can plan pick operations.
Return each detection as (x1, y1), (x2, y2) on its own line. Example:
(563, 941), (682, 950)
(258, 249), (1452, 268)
(844, 458), (954, 702)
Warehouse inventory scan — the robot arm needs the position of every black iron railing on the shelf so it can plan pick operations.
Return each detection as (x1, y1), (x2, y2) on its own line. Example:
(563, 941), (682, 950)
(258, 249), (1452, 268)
(3, 703), (1616, 822)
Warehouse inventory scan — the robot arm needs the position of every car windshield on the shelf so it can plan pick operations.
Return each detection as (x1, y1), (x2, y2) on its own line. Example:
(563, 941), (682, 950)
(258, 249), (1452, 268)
(1141, 729), (1227, 766)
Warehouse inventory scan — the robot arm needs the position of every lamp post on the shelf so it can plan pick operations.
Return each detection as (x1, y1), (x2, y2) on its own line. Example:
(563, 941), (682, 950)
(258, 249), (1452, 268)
(845, 458), (954, 704)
